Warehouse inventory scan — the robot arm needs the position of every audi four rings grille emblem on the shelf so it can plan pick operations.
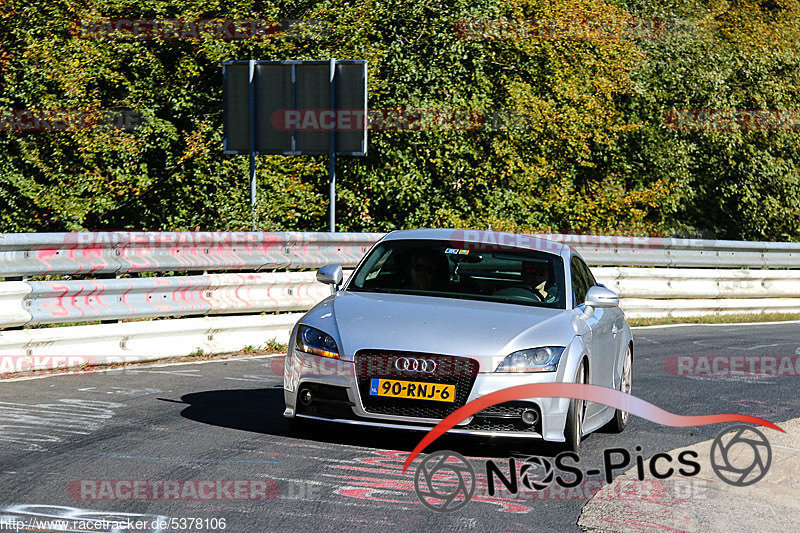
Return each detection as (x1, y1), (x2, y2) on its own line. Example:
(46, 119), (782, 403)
(395, 357), (437, 373)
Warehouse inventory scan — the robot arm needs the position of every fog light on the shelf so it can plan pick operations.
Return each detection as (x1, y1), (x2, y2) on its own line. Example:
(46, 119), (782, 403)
(299, 389), (313, 406)
(521, 409), (539, 426)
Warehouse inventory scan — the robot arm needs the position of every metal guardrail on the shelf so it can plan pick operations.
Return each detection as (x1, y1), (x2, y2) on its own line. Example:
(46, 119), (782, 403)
(1, 231), (799, 367)
(594, 267), (800, 298)
(0, 314), (301, 361)
(3, 267), (799, 328)
(0, 282), (31, 328)
(1, 231), (799, 329)
(593, 268), (800, 318)
(2, 231), (800, 279)
(538, 234), (800, 267)
(22, 272), (332, 325)
(2, 268), (798, 365)
(0, 232), (381, 277)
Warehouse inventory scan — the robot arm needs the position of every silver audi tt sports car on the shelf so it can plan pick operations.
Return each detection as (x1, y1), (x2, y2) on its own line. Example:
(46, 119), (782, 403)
(283, 229), (633, 451)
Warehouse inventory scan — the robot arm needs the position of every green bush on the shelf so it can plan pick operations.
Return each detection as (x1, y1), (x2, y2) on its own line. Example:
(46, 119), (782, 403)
(0, 0), (797, 240)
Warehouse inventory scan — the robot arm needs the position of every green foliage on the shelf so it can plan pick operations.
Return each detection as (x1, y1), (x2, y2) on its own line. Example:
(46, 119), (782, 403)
(266, 338), (287, 351)
(606, 0), (800, 239)
(0, 0), (798, 240)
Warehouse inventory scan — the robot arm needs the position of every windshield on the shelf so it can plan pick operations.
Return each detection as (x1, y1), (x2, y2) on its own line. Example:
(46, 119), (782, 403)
(347, 239), (566, 309)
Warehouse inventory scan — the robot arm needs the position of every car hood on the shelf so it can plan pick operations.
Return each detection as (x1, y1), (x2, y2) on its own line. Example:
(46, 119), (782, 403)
(300, 291), (579, 371)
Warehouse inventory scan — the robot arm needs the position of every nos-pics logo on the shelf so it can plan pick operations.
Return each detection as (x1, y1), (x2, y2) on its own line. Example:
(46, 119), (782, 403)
(413, 451), (476, 512)
(413, 425), (772, 512)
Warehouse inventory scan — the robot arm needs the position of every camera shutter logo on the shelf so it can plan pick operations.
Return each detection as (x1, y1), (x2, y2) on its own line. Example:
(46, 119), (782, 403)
(413, 450), (475, 512)
(710, 424), (772, 487)
(520, 456), (555, 491)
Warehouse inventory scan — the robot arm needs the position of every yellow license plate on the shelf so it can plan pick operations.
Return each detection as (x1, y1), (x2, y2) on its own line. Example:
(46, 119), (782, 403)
(369, 378), (455, 403)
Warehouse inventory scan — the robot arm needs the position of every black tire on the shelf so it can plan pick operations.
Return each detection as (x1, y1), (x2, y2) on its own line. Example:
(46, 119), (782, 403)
(605, 345), (632, 434)
(563, 361), (586, 453)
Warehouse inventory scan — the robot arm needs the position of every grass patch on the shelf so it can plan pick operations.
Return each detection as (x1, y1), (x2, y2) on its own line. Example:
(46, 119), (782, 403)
(266, 339), (288, 352)
(629, 312), (800, 327)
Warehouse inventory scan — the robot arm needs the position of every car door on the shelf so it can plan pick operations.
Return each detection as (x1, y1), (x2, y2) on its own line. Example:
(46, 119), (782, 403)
(589, 266), (627, 390)
(570, 256), (602, 417)
(577, 258), (617, 390)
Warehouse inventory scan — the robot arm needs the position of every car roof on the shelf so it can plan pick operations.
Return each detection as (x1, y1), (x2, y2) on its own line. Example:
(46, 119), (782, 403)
(381, 228), (571, 256)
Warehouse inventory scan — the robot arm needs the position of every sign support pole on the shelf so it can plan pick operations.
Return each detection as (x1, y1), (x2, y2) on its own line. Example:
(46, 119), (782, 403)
(223, 59), (366, 230)
(248, 60), (257, 230)
(329, 58), (336, 233)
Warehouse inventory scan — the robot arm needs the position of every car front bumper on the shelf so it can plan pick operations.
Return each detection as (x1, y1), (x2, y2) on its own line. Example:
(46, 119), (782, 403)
(282, 350), (572, 442)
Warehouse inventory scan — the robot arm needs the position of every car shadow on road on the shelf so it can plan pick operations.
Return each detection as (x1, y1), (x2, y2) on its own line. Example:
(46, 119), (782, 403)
(173, 388), (574, 459)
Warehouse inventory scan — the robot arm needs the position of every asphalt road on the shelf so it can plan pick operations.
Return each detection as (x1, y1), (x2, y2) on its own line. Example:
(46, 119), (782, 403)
(1, 322), (799, 533)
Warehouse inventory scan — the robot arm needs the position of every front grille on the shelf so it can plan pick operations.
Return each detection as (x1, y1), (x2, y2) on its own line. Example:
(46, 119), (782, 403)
(354, 350), (479, 419)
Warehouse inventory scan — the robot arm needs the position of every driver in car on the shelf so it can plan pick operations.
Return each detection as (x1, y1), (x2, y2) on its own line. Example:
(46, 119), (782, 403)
(403, 249), (447, 290)
(494, 260), (559, 303)
(407, 253), (436, 290)
(521, 261), (558, 303)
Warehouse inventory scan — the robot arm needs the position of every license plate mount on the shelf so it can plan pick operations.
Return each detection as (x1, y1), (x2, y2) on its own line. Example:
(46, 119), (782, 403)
(369, 378), (455, 403)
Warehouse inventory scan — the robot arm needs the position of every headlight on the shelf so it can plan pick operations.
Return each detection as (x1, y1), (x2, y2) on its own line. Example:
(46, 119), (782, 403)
(296, 325), (340, 359)
(495, 347), (565, 373)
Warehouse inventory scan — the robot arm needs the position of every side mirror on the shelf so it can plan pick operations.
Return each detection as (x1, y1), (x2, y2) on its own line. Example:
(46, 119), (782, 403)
(317, 264), (343, 288)
(584, 286), (619, 314)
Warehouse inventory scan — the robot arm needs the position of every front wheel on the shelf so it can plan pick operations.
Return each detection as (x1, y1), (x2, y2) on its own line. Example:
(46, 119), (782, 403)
(605, 345), (632, 433)
(563, 361), (586, 453)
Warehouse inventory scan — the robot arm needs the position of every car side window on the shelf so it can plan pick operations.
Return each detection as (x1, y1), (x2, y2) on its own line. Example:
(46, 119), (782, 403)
(570, 257), (588, 307)
(577, 257), (597, 288)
